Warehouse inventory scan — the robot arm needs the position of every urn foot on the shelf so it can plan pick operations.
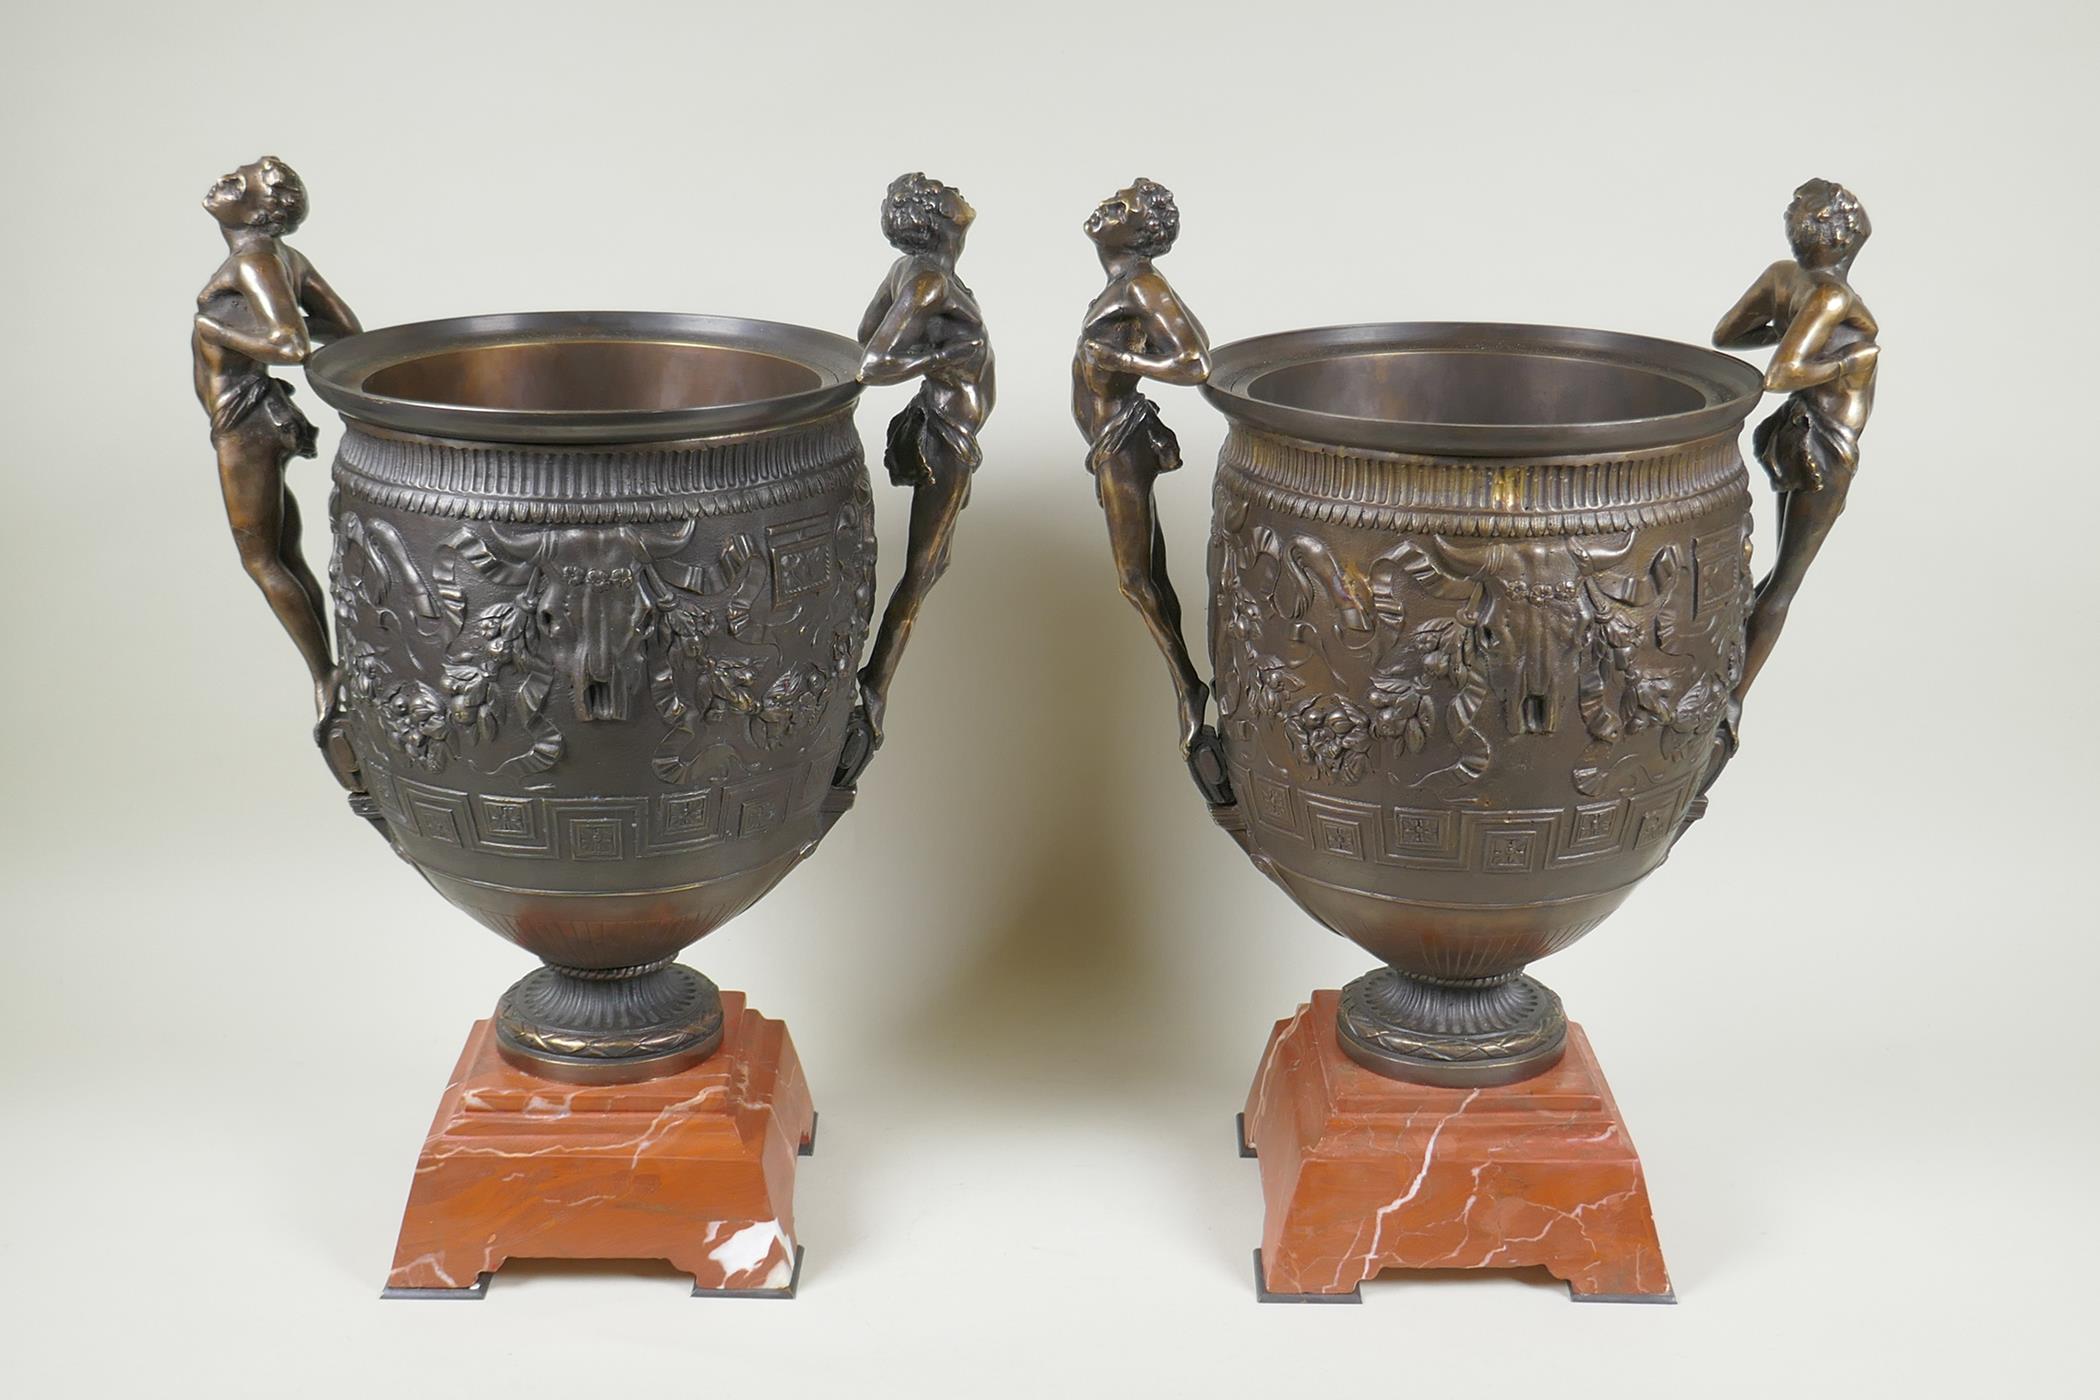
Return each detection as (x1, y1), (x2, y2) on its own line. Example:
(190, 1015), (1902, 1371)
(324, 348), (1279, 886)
(494, 961), (725, 1085)
(1336, 966), (1566, 1087)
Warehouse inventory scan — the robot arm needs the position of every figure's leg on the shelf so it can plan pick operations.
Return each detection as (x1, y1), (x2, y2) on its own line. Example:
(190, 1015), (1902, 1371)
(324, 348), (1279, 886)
(1146, 505), (1218, 740)
(1742, 481), (1847, 697)
(1148, 509), (1187, 638)
(278, 484), (351, 739)
(1098, 462), (1208, 749)
(858, 446), (971, 735)
(219, 433), (335, 705)
(280, 485), (331, 630)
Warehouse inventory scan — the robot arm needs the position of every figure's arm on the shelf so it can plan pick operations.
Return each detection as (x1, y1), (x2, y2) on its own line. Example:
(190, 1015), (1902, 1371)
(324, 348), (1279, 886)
(858, 272), (981, 384)
(1763, 283), (1853, 392)
(856, 275), (895, 345)
(1712, 265), (1781, 349)
(295, 252), (363, 342)
(194, 253), (312, 365)
(1081, 277), (1211, 385)
(195, 263), (240, 306)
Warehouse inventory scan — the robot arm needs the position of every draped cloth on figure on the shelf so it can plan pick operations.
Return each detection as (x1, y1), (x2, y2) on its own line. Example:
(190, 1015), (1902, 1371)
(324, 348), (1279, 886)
(885, 388), (982, 489)
(210, 373), (318, 458)
(1752, 394), (1857, 494)
(1083, 392), (1181, 502)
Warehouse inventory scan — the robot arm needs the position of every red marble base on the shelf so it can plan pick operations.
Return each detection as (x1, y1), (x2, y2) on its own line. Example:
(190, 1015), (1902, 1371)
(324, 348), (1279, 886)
(1244, 991), (1671, 1301)
(385, 992), (814, 1297)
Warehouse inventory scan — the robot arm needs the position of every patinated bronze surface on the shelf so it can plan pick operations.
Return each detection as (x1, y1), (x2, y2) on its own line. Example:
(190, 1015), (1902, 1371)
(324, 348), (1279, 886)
(1076, 180), (1865, 1089)
(1714, 178), (1878, 698)
(840, 174), (994, 785)
(199, 165), (986, 1088)
(311, 309), (871, 1083)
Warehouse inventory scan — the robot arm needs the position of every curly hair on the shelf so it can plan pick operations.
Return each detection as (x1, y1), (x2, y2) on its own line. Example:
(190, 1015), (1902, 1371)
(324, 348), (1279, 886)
(243, 156), (309, 235)
(1116, 178), (1180, 258)
(881, 172), (968, 253)
(1785, 178), (1869, 260)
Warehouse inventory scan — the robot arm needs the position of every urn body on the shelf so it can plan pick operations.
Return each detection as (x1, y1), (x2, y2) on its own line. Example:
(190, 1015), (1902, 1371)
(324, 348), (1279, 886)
(316, 316), (876, 975)
(1210, 424), (1751, 977)
(1200, 325), (1763, 1080)
(330, 418), (873, 972)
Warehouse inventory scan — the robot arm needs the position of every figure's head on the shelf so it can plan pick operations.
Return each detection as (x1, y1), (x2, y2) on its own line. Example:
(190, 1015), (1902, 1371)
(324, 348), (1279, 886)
(1085, 179), (1179, 257)
(881, 172), (974, 254)
(203, 156), (308, 236)
(1784, 178), (1869, 268)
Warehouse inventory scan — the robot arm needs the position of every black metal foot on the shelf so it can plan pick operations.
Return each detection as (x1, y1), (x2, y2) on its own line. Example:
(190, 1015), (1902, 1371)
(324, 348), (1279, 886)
(799, 1111), (818, 1158)
(1568, 1283), (1677, 1305)
(1235, 1112), (1256, 1159)
(1252, 1250), (1360, 1304)
(381, 1274), (490, 1300)
(693, 1246), (803, 1299)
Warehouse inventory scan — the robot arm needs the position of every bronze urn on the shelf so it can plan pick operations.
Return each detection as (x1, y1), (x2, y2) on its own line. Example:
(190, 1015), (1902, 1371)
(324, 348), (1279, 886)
(196, 162), (992, 1087)
(309, 311), (880, 1081)
(1075, 178), (1874, 1088)
(1202, 323), (1758, 1084)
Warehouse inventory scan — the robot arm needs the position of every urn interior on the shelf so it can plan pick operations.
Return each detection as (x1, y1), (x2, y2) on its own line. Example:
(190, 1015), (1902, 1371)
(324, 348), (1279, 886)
(308, 310), (863, 443)
(1247, 350), (1709, 429)
(1204, 321), (1763, 454)
(361, 339), (825, 414)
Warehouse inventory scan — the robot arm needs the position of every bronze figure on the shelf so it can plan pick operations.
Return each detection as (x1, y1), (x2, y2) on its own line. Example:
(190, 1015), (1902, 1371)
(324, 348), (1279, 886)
(1072, 180), (1226, 797)
(192, 156), (361, 717)
(1713, 178), (1877, 698)
(838, 173), (993, 785)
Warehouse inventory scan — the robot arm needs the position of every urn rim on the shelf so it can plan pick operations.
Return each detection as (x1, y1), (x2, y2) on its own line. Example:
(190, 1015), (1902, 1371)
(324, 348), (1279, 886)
(1202, 321), (1764, 457)
(306, 310), (864, 445)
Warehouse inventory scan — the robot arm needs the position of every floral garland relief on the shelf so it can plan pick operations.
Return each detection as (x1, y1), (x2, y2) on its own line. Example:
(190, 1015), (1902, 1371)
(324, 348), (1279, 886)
(1211, 506), (1743, 799)
(329, 493), (873, 785)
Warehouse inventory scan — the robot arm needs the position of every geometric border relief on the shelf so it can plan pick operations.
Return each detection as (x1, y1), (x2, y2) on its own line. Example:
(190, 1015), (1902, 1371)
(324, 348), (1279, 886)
(768, 512), (837, 600)
(1692, 523), (1744, 619)
(1240, 764), (1695, 874)
(366, 763), (808, 861)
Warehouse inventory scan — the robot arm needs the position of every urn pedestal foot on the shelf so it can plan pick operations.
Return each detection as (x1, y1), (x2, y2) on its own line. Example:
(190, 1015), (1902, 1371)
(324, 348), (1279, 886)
(1336, 966), (1567, 1087)
(1243, 991), (1671, 1303)
(494, 962), (726, 1085)
(384, 992), (815, 1299)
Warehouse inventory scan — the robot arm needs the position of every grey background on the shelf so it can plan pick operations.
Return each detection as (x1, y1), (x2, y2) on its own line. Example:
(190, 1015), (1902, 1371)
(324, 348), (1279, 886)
(2, 0), (2093, 1393)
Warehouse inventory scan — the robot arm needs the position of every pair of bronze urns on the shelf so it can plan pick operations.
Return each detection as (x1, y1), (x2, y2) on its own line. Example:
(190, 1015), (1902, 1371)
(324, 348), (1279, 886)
(195, 160), (1875, 1297)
